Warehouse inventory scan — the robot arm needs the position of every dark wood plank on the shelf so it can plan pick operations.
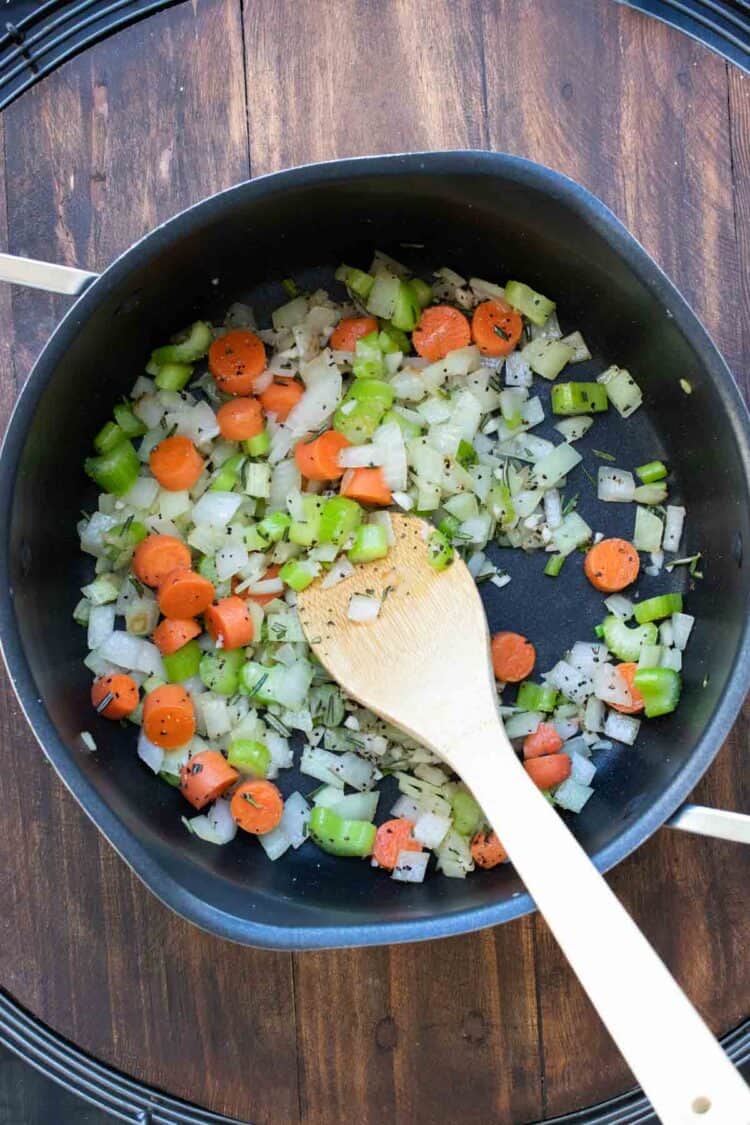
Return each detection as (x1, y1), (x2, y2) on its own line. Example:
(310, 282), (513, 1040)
(242, 4), (542, 1121)
(482, 3), (748, 1116)
(0, 5), (300, 1124)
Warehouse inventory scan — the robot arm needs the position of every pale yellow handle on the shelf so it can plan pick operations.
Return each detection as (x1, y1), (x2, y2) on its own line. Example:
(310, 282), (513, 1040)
(454, 713), (750, 1125)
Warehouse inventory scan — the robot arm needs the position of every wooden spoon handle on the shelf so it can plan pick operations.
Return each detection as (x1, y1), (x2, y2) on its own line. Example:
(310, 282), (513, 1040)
(456, 716), (750, 1125)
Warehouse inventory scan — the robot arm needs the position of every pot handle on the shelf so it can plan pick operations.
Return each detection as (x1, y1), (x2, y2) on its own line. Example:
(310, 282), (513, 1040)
(666, 804), (750, 844)
(0, 252), (97, 296)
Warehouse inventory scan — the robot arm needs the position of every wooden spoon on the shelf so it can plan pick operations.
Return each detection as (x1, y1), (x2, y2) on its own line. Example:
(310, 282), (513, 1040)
(298, 513), (750, 1124)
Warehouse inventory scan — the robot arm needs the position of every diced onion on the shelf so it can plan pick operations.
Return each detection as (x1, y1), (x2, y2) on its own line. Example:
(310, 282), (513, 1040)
(592, 664), (632, 707)
(347, 594), (381, 623)
(597, 466), (635, 503)
(671, 612), (694, 651)
(603, 594), (633, 620)
(137, 730), (164, 774)
(280, 791), (311, 849)
(392, 850), (429, 883)
(553, 778), (594, 813)
(663, 505), (686, 553)
(603, 710), (641, 745)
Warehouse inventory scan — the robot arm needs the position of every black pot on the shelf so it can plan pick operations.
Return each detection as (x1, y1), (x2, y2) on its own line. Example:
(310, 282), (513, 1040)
(1, 151), (749, 949)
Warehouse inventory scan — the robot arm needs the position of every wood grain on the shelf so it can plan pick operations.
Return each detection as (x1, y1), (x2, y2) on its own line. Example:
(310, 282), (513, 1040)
(0, 1), (748, 1123)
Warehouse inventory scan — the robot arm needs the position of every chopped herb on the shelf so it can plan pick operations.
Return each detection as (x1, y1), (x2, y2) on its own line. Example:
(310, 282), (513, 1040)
(282, 277), (300, 298)
(247, 672), (269, 697)
(582, 466), (597, 488)
(493, 322), (511, 342)
(562, 493), (579, 516)
(265, 712), (291, 737)
(680, 378), (693, 395)
(242, 791), (260, 807)
(592, 449), (616, 462)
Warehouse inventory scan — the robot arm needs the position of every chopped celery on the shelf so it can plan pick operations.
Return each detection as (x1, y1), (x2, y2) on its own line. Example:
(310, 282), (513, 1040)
(163, 640), (202, 683)
(103, 519), (147, 567)
(150, 320), (212, 365)
(601, 615), (658, 662)
(197, 555), (220, 584)
(427, 529), (454, 570)
(633, 667), (681, 718)
(289, 496), (324, 547)
(282, 277), (300, 298)
(633, 593), (683, 624)
(551, 383), (608, 415)
(257, 511), (291, 543)
(243, 462), (271, 499)
(438, 513), (461, 540)
(199, 649), (245, 695)
(487, 480), (516, 529)
(504, 280), (556, 326)
(244, 525), (267, 551)
(378, 326), (410, 354)
(308, 806), (376, 858)
(456, 439), (478, 467)
(521, 338), (574, 381)
(85, 439), (140, 495)
(347, 378), (394, 411)
(516, 681), (558, 712)
(228, 739), (270, 777)
(244, 429), (271, 457)
(155, 361), (193, 391)
(633, 483), (668, 505)
(636, 460), (668, 484)
(279, 558), (320, 591)
(451, 790), (483, 836)
(333, 401), (384, 445)
(113, 402), (147, 438)
(210, 452), (245, 492)
(343, 267), (375, 301)
(348, 524), (389, 564)
(319, 497), (362, 545)
(382, 409), (422, 440)
(544, 553), (566, 577)
(633, 506), (663, 553)
(94, 421), (124, 454)
(390, 280), (420, 332)
(411, 278), (433, 308)
(352, 332), (385, 379)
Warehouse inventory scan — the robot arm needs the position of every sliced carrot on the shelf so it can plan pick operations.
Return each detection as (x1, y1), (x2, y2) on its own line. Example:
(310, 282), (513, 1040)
(340, 466), (392, 506)
(143, 684), (195, 749)
(208, 329), (267, 396)
(524, 753), (572, 790)
(584, 538), (640, 593)
(158, 568), (215, 618)
(295, 430), (350, 481)
(152, 617), (201, 656)
(491, 631), (536, 683)
(179, 749), (239, 810)
(205, 595), (254, 650)
(471, 299), (523, 357)
(91, 673), (139, 720)
(372, 818), (421, 870)
(149, 435), (204, 491)
(232, 564), (283, 607)
(230, 779), (284, 834)
(610, 662), (645, 715)
(216, 397), (264, 441)
(132, 534), (191, 588)
(523, 721), (564, 760)
(259, 380), (304, 421)
(412, 305), (471, 362)
(471, 830), (508, 869)
(329, 316), (379, 352)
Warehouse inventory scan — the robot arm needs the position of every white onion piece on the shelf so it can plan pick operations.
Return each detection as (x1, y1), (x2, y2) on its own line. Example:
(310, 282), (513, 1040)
(208, 799), (238, 844)
(545, 661), (594, 705)
(137, 730), (164, 773)
(87, 604), (116, 650)
(338, 444), (383, 468)
(258, 825), (291, 860)
(390, 795), (420, 820)
(583, 695), (605, 733)
(392, 850), (429, 883)
(568, 642), (609, 675)
(79, 731), (97, 752)
(268, 368), (342, 463)
(604, 710), (641, 745)
(663, 505), (686, 552)
(321, 557), (355, 589)
(603, 594), (634, 621)
(592, 664), (632, 707)
(280, 791), (311, 849)
(597, 466), (635, 502)
(347, 594), (381, 623)
(191, 491), (242, 529)
(671, 613), (694, 651)
(543, 488), (563, 529)
(247, 577), (285, 596)
(413, 811), (451, 849)
(553, 778), (593, 813)
(570, 752), (597, 786)
(253, 368), (274, 394)
(215, 543), (249, 581)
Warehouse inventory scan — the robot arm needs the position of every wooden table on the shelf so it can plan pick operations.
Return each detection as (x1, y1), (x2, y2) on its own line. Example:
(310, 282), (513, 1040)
(0, 2), (749, 1121)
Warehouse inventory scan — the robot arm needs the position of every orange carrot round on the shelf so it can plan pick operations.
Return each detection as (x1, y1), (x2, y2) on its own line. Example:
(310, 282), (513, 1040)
(340, 466), (392, 506)
(230, 779), (284, 834)
(232, 564), (283, 607)
(470, 830), (508, 869)
(523, 721), (564, 760)
(471, 299), (523, 357)
(412, 305), (471, 361)
(490, 631), (536, 683)
(524, 753), (572, 790)
(91, 673), (139, 720)
(208, 329), (267, 396)
(329, 316), (379, 352)
(149, 434), (204, 491)
(152, 617), (202, 656)
(259, 380), (304, 421)
(180, 750), (239, 810)
(158, 568), (215, 618)
(132, 534), (191, 588)
(205, 595), (254, 650)
(584, 538), (640, 593)
(295, 430), (350, 481)
(610, 662), (645, 714)
(216, 396), (264, 441)
(143, 684), (195, 749)
(372, 818), (421, 870)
